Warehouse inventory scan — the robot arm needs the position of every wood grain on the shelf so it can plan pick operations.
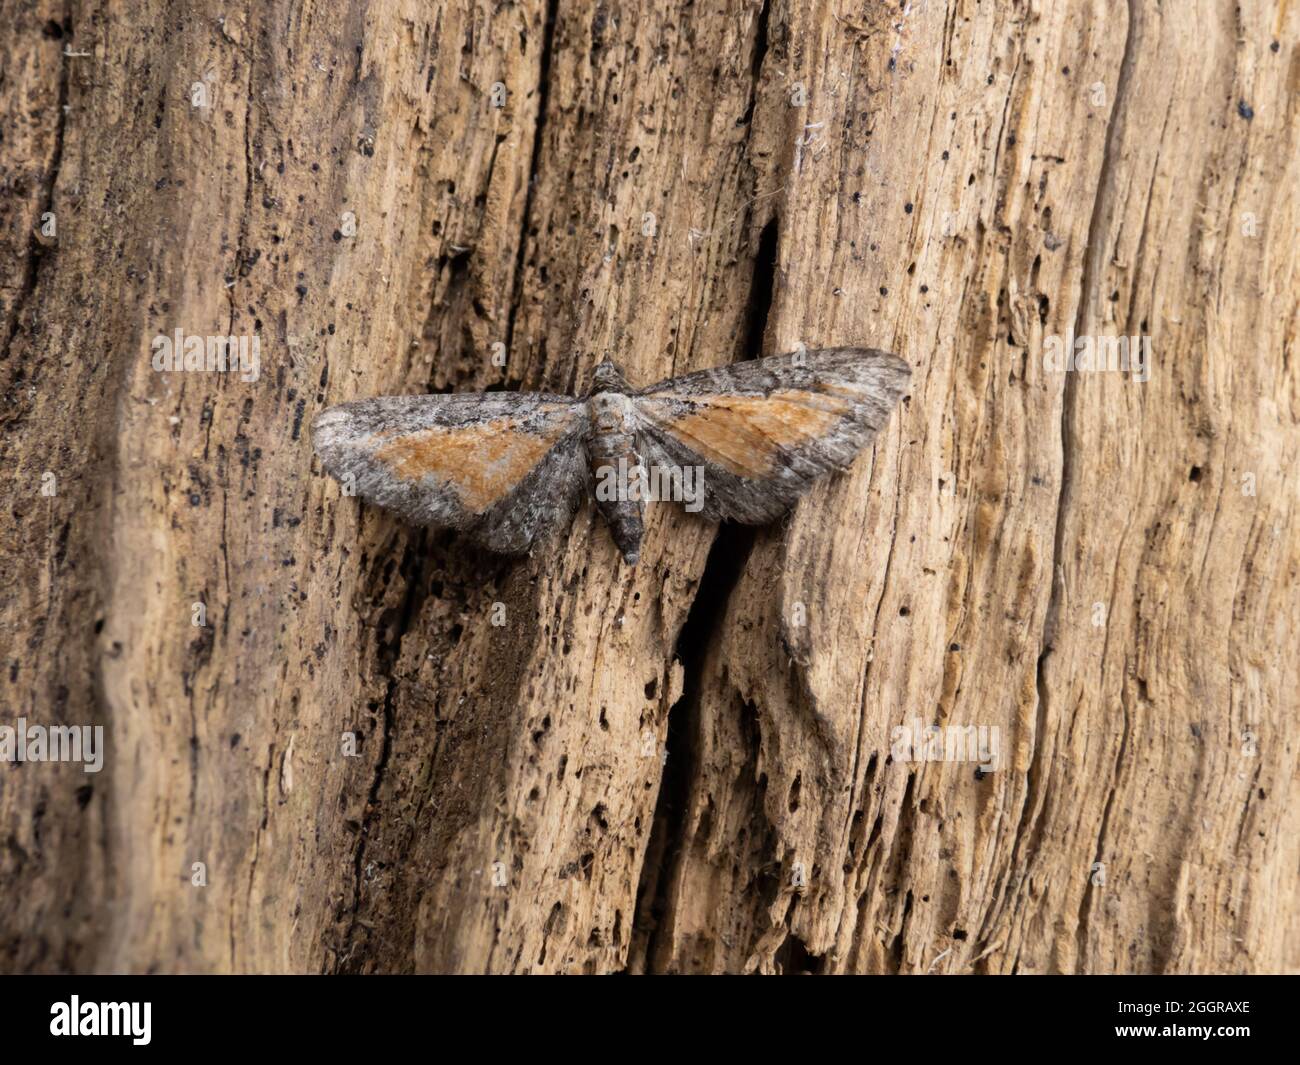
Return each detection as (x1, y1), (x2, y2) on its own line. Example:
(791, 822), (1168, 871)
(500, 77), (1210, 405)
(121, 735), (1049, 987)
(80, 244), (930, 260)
(1, 0), (1295, 973)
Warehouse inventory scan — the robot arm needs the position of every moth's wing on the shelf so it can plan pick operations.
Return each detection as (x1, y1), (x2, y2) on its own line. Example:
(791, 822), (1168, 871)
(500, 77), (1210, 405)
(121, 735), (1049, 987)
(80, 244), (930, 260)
(633, 347), (910, 523)
(312, 392), (589, 554)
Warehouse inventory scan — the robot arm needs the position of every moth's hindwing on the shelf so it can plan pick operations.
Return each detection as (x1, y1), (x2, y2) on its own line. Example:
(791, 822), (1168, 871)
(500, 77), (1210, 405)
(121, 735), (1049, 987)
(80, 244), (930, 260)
(312, 393), (589, 553)
(634, 347), (910, 523)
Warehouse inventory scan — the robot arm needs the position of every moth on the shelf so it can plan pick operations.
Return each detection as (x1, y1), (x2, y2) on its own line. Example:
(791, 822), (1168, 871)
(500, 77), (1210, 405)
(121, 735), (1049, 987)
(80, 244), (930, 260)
(312, 347), (910, 565)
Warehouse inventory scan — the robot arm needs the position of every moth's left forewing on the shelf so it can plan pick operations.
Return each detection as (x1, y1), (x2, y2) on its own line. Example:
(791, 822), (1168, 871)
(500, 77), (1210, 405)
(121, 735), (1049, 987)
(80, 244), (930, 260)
(313, 392), (589, 553)
(633, 347), (910, 523)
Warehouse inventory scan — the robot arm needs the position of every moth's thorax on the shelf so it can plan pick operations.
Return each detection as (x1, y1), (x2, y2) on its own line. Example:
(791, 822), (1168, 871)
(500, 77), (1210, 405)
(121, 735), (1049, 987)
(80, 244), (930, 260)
(585, 390), (638, 469)
(587, 391), (635, 437)
(584, 390), (644, 565)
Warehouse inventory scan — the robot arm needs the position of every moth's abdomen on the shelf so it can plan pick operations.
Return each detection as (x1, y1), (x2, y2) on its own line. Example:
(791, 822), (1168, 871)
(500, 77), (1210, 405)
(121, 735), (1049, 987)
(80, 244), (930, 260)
(586, 392), (644, 565)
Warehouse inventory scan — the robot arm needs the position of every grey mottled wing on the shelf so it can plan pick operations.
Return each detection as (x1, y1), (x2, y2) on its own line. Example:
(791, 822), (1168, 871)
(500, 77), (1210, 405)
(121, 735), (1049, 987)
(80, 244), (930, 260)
(633, 347), (910, 523)
(312, 393), (589, 554)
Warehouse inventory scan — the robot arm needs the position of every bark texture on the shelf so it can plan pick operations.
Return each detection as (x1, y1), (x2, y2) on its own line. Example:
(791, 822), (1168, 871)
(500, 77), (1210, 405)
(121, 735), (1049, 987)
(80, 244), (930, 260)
(1, 0), (1296, 974)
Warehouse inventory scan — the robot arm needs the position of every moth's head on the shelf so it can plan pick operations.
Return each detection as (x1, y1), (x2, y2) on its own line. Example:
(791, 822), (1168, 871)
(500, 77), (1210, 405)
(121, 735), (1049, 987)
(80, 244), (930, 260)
(588, 357), (630, 395)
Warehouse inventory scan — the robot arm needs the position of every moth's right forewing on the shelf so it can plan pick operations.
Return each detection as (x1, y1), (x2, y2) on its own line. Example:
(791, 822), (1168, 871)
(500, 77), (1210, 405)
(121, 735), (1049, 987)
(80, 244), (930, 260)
(313, 392), (589, 552)
(634, 347), (910, 523)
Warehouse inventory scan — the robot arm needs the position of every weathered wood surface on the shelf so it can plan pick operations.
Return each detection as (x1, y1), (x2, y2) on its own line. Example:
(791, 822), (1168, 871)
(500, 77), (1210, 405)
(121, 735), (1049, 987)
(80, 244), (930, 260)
(1, 0), (1296, 973)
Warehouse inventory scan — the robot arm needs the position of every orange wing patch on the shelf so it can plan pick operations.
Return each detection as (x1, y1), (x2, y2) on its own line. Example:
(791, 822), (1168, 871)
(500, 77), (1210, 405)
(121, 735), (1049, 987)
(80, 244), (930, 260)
(648, 390), (854, 478)
(374, 408), (576, 513)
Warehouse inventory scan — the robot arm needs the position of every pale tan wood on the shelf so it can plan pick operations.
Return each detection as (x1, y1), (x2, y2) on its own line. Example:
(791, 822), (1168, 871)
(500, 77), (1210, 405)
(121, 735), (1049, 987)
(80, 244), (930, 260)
(1, 0), (1295, 974)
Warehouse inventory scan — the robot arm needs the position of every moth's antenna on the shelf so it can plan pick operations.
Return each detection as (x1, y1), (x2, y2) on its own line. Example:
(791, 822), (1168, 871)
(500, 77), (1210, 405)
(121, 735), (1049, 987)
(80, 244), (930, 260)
(569, 241), (621, 391)
(603, 265), (625, 357)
